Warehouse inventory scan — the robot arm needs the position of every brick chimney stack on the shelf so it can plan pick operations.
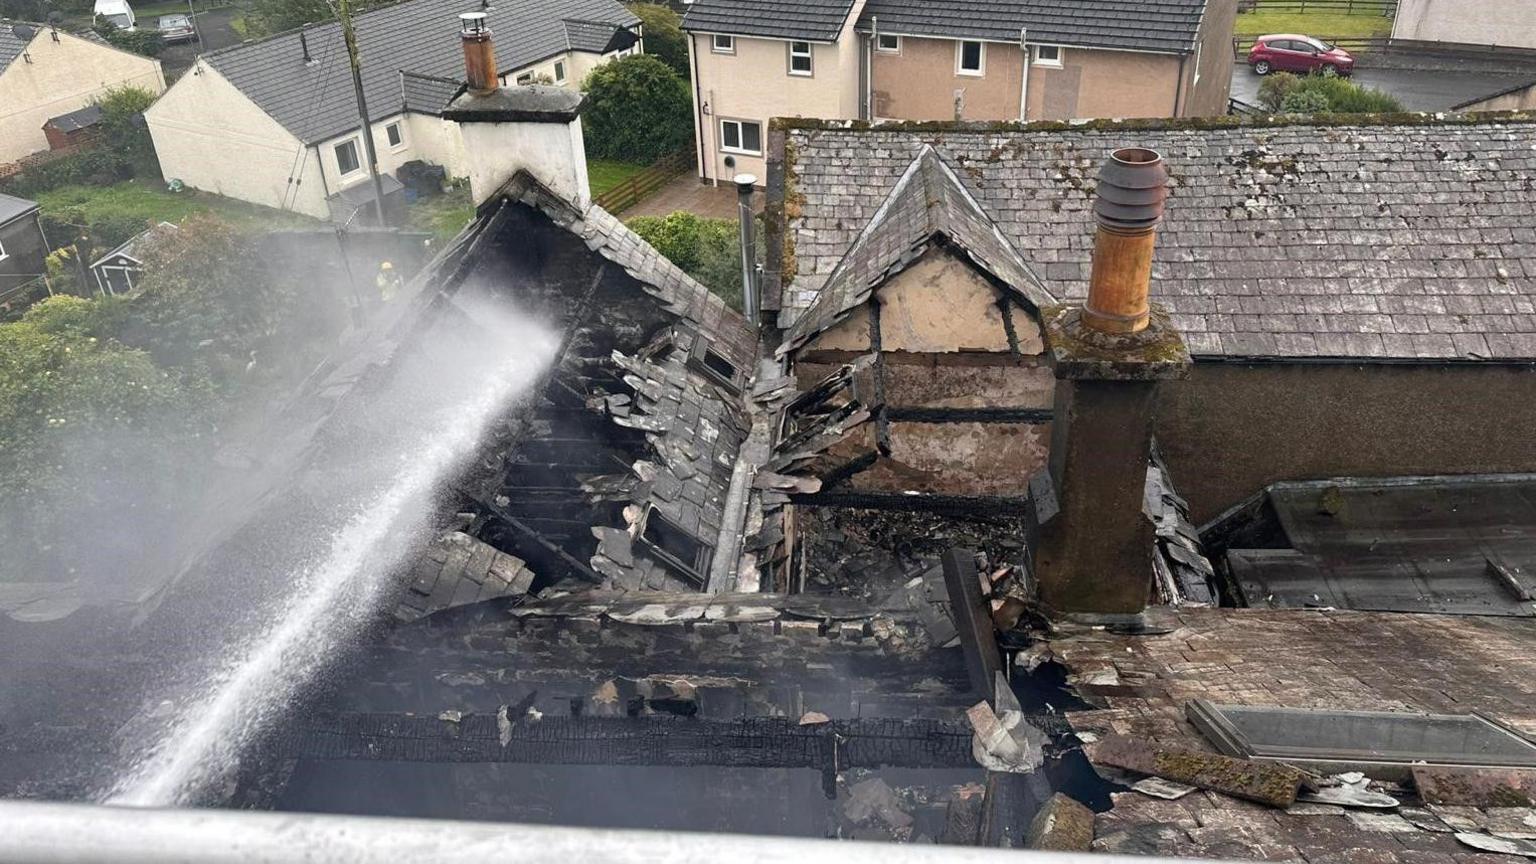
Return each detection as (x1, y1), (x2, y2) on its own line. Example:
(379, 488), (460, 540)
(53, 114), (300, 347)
(442, 13), (591, 210)
(1030, 146), (1190, 622)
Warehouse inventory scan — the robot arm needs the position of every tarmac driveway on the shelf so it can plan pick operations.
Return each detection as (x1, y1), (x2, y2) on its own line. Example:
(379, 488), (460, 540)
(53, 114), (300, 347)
(1228, 61), (1532, 111)
(159, 7), (240, 77)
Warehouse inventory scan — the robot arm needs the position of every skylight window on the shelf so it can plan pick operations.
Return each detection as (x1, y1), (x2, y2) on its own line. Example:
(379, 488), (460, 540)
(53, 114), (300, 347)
(640, 509), (712, 587)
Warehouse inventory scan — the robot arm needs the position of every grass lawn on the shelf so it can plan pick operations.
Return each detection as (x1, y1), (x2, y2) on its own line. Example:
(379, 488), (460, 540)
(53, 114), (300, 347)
(33, 180), (316, 232)
(588, 160), (647, 199)
(406, 187), (476, 244)
(1234, 10), (1393, 50)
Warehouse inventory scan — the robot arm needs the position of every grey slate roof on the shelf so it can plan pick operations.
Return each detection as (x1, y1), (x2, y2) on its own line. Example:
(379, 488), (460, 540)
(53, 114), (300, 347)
(681, 0), (857, 43)
(779, 116), (1536, 361)
(0, 20), (36, 74)
(781, 145), (1052, 355)
(203, 0), (638, 144)
(856, 0), (1209, 54)
(0, 192), (39, 227)
(45, 104), (103, 133)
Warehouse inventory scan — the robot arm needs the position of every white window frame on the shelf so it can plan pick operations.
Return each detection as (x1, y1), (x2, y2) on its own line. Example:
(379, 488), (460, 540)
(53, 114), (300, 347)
(876, 33), (900, 53)
(957, 40), (985, 76)
(788, 40), (813, 76)
(719, 118), (763, 156)
(554, 59), (567, 83)
(515, 71), (534, 84)
(0, 237), (8, 262)
(1033, 44), (1063, 68)
(384, 120), (405, 151)
(334, 138), (362, 178)
(712, 33), (734, 54)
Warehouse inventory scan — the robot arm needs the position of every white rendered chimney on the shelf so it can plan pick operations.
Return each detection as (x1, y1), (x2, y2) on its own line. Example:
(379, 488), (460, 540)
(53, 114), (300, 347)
(442, 13), (591, 210)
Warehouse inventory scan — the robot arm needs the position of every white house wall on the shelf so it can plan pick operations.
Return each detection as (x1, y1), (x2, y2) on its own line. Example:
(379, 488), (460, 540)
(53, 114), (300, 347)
(0, 29), (165, 164)
(145, 61), (327, 217)
(1392, 0), (1536, 49)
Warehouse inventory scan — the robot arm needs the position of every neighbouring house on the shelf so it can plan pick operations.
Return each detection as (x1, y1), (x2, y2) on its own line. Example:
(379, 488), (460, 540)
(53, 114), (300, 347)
(767, 113), (1536, 528)
(1393, 0), (1536, 50)
(144, 0), (642, 222)
(88, 221), (177, 296)
(0, 21), (165, 166)
(680, 0), (1235, 183)
(1454, 78), (1536, 112)
(0, 192), (48, 305)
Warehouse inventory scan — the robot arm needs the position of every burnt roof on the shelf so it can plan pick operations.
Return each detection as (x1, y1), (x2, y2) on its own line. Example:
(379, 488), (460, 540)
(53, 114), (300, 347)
(856, 0), (1210, 54)
(201, 0), (637, 144)
(777, 114), (1536, 361)
(780, 145), (1052, 356)
(681, 0), (857, 43)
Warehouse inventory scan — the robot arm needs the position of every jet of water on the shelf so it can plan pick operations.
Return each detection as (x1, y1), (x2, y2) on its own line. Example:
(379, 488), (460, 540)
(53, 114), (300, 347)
(106, 295), (557, 807)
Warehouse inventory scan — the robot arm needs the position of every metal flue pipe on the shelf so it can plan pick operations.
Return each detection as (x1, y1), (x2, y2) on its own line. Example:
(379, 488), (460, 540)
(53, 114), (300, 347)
(734, 173), (760, 326)
(1083, 147), (1169, 334)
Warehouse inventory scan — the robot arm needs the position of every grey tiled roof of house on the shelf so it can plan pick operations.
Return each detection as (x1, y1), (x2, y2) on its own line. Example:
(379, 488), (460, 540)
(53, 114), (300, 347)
(563, 18), (630, 53)
(203, 0), (638, 144)
(0, 20), (35, 74)
(681, 0), (857, 43)
(856, 0), (1209, 54)
(779, 116), (1536, 360)
(0, 192), (39, 226)
(781, 145), (1052, 355)
(400, 71), (462, 114)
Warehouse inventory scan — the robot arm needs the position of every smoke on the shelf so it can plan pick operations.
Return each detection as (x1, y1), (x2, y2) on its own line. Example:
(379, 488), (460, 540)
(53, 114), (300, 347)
(30, 285), (558, 806)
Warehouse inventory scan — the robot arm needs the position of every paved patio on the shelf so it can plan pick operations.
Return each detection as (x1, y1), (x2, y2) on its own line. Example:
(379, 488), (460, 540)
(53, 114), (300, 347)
(621, 173), (763, 221)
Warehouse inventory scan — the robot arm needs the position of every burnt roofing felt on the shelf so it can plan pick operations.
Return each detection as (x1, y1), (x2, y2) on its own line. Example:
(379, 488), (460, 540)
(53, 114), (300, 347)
(681, 0), (858, 43)
(777, 114), (1536, 361)
(856, 0), (1210, 54)
(202, 0), (638, 144)
(780, 145), (1053, 355)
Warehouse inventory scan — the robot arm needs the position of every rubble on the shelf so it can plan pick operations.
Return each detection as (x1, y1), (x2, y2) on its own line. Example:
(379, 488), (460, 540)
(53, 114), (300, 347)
(1026, 793), (1095, 851)
(1414, 766), (1536, 807)
(1091, 734), (1308, 808)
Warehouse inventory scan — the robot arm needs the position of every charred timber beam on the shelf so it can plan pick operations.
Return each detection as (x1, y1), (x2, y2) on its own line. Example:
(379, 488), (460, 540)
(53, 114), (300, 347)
(789, 490), (1030, 518)
(455, 485), (605, 584)
(822, 451), (880, 489)
(999, 295), (1022, 356)
(869, 299), (892, 457)
(885, 407), (1053, 424)
(276, 714), (975, 770)
(798, 349), (1048, 369)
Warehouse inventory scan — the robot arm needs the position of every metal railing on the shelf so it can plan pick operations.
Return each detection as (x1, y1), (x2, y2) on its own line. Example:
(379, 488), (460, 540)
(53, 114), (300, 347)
(0, 799), (1219, 864)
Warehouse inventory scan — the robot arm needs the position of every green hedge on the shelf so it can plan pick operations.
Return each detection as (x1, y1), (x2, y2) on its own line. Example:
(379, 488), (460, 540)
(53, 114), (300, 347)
(628, 211), (755, 312)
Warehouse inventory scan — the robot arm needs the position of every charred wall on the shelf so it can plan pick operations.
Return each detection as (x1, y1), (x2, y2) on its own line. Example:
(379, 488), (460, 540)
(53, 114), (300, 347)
(1154, 360), (1536, 525)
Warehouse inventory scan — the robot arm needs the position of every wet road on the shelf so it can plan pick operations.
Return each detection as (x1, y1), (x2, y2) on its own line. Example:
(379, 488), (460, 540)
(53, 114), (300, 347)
(1228, 61), (1532, 111)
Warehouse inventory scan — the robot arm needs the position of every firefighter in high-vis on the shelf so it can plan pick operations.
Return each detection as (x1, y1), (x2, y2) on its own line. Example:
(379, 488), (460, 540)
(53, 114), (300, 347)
(376, 260), (403, 303)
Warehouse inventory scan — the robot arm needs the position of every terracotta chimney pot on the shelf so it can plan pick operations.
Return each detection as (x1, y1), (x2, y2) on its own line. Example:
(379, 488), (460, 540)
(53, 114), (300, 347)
(1083, 147), (1169, 334)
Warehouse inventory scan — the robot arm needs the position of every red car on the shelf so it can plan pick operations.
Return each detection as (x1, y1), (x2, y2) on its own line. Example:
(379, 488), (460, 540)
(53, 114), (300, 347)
(1248, 34), (1355, 76)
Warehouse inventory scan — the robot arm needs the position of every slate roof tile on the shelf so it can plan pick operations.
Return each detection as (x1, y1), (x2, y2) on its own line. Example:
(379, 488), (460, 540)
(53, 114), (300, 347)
(681, 0), (857, 42)
(780, 116), (1536, 361)
(856, 0), (1209, 54)
(204, 0), (637, 144)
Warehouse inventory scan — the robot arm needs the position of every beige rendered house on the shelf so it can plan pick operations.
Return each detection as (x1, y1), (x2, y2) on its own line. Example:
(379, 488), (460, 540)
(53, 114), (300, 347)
(1393, 0), (1536, 50)
(0, 22), (165, 166)
(145, 0), (641, 221)
(681, 0), (1235, 185)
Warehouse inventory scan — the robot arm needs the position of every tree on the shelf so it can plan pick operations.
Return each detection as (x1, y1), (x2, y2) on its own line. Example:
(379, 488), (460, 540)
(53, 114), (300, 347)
(582, 55), (693, 164)
(0, 297), (211, 581)
(94, 86), (159, 175)
(93, 21), (166, 56)
(628, 211), (750, 311)
(626, 3), (688, 76)
(242, 0), (380, 38)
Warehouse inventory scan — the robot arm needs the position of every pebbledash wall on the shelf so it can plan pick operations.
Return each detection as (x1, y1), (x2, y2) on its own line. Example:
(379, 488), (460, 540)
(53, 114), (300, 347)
(1392, 0), (1536, 49)
(1154, 361), (1536, 525)
(0, 28), (165, 164)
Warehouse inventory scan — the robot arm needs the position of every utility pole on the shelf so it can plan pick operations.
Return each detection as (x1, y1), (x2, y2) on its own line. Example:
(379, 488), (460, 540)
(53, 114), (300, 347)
(337, 0), (387, 226)
(188, 0), (204, 55)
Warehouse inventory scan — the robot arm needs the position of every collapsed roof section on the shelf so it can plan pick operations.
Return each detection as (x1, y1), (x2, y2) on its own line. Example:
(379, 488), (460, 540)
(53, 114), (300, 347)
(780, 145), (1054, 358)
(390, 170), (760, 597)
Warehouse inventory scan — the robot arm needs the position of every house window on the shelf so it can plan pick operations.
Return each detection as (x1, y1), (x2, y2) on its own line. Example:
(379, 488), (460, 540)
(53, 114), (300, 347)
(384, 121), (404, 149)
(334, 139), (361, 176)
(788, 40), (813, 76)
(554, 60), (567, 83)
(876, 33), (900, 53)
(515, 71), (534, 84)
(957, 40), (984, 76)
(1033, 44), (1063, 67)
(640, 509), (713, 587)
(719, 118), (762, 155)
(712, 33), (734, 53)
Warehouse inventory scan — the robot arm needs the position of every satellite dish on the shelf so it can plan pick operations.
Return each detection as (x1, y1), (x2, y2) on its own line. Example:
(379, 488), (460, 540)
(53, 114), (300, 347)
(11, 24), (37, 40)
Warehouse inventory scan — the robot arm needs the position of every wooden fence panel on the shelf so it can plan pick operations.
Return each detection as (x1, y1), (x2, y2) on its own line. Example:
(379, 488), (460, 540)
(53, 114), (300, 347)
(593, 150), (694, 215)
